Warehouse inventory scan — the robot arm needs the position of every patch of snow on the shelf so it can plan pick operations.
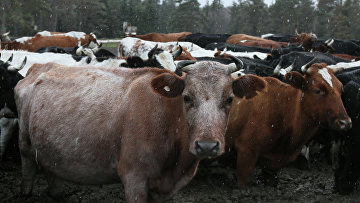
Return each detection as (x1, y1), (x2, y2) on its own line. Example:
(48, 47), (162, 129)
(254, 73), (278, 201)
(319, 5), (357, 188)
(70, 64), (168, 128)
(0, 50), (125, 77)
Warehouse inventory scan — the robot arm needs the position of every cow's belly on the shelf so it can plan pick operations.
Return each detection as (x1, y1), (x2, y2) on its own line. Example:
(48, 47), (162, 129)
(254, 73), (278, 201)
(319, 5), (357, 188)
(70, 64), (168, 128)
(260, 152), (299, 169)
(31, 138), (121, 185)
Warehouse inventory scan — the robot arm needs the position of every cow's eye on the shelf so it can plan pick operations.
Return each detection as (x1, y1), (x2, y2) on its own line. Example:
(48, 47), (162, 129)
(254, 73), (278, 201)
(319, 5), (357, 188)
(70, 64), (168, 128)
(313, 89), (324, 95)
(226, 97), (233, 105)
(183, 95), (192, 103)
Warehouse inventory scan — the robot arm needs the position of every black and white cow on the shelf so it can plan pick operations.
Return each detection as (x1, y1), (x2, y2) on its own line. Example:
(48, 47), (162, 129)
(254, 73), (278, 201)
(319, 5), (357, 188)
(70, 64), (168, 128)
(0, 54), (26, 162)
(331, 67), (360, 194)
(121, 44), (184, 76)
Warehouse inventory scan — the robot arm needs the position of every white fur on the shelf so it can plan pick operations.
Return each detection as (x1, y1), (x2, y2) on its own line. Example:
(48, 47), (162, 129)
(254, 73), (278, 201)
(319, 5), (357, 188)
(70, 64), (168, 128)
(155, 52), (176, 72)
(0, 50), (125, 76)
(328, 60), (360, 70)
(261, 33), (274, 38)
(318, 68), (333, 87)
(15, 37), (32, 44)
(119, 37), (202, 59)
(36, 31), (87, 40)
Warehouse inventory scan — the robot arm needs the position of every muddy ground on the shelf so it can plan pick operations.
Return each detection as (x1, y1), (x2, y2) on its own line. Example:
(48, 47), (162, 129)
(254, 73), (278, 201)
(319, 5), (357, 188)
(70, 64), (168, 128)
(1, 153), (359, 203)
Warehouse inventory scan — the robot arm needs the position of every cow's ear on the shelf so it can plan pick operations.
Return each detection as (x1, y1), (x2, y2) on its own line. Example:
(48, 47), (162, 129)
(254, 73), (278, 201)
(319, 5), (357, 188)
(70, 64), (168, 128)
(151, 73), (185, 98)
(285, 71), (306, 89)
(232, 75), (265, 99)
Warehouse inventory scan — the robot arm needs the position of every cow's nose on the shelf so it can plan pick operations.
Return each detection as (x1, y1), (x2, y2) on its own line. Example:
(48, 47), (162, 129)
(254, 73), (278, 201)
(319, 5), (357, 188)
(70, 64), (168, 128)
(335, 118), (352, 131)
(195, 140), (220, 158)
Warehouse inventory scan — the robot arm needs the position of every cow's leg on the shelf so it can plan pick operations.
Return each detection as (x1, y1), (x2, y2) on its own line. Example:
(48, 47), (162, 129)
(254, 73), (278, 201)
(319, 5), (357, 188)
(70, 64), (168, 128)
(0, 117), (17, 162)
(44, 174), (64, 199)
(19, 130), (37, 196)
(121, 172), (148, 203)
(235, 143), (259, 187)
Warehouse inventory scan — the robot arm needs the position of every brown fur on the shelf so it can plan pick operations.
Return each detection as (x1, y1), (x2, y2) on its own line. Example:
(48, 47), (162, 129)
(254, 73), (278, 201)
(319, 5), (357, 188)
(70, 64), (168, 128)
(225, 65), (350, 186)
(1, 33), (98, 52)
(226, 34), (288, 49)
(290, 33), (317, 51)
(15, 61), (261, 202)
(129, 32), (191, 42)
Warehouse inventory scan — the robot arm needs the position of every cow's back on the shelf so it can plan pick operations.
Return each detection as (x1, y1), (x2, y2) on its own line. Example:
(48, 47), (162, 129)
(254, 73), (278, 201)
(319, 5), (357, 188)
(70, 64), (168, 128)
(15, 64), (184, 184)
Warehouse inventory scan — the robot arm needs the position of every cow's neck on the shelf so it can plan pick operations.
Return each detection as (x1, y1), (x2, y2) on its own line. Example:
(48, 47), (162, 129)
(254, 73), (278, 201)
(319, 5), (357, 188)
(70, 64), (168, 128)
(287, 88), (320, 152)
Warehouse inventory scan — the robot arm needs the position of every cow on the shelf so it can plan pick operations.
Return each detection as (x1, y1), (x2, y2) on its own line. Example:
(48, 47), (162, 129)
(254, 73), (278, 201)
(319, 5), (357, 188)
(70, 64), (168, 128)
(127, 32), (191, 42)
(262, 33), (295, 43)
(225, 63), (351, 187)
(1, 31), (100, 52)
(329, 67), (360, 194)
(118, 37), (202, 60)
(1, 32), (11, 42)
(272, 51), (349, 76)
(289, 32), (318, 52)
(14, 57), (263, 201)
(120, 44), (183, 76)
(226, 34), (268, 44)
(0, 54), (26, 162)
(228, 38), (288, 49)
(178, 33), (231, 48)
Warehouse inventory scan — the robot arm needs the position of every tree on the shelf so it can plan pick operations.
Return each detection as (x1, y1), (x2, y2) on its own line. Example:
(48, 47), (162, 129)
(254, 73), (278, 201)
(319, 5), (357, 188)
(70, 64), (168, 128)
(137, 0), (160, 34)
(168, 0), (203, 32)
(202, 0), (230, 33)
(342, 0), (360, 39)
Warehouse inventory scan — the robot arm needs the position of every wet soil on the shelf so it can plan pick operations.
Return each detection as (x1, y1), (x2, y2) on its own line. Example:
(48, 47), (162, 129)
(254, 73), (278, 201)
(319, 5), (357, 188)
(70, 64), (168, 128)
(1, 155), (359, 203)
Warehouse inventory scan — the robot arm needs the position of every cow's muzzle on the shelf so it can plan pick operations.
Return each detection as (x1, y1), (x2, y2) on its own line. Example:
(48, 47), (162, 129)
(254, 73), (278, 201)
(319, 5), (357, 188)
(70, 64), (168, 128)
(194, 140), (220, 158)
(334, 118), (352, 131)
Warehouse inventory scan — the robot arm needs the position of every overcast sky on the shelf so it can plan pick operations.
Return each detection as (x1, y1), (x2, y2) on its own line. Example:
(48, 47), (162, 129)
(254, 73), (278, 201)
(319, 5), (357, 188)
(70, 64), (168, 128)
(197, 0), (275, 7)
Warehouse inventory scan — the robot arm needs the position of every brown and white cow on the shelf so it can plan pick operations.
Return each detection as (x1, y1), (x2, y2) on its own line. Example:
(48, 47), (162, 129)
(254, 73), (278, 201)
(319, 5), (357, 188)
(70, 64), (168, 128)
(1, 31), (99, 52)
(290, 32), (317, 51)
(225, 63), (351, 187)
(127, 32), (191, 42)
(226, 34), (288, 49)
(15, 59), (263, 202)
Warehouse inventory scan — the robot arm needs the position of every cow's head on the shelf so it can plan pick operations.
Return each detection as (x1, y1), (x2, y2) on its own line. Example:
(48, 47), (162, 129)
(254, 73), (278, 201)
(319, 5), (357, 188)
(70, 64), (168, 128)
(87, 32), (101, 49)
(151, 56), (265, 158)
(290, 32), (317, 51)
(1, 32), (11, 42)
(285, 63), (351, 131)
(122, 45), (183, 75)
(0, 54), (26, 114)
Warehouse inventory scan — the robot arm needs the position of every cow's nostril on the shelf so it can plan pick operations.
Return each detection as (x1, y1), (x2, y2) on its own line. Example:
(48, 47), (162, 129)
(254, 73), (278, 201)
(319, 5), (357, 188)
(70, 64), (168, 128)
(336, 119), (352, 130)
(194, 140), (220, 158)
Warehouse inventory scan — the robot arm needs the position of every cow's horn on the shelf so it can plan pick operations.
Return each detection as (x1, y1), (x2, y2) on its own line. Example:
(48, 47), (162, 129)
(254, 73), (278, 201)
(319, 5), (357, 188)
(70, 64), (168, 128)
(8, 57), (27, 72)
(295, 29), (299, 35)
(327, 39), (334, 46)
(301, 58), (317, 74)
(6, 54), (13, 63)
(227, 55), (243, 73)
(176, 60), (196, 72)
(2, 31), (10, 36)
(284, 59), (296, 73)
(148, 44), (158, 59)
(172, 45), (183, 59)
(273, 57), (284, 75)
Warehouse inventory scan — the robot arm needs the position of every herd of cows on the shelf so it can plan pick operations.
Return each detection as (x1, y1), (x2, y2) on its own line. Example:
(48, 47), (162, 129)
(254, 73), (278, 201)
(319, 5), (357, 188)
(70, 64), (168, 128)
(1, 30), (360, 202)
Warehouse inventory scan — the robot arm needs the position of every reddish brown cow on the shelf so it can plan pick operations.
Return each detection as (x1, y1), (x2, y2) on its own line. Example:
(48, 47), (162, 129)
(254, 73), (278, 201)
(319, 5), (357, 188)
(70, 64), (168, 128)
(290, 32), (317, 51)
(225, 63), (351, 187)
(15, 60), (263, 202)
(226, 34), (287, 49)
(1, 31), (99, 52)
(127, 32), (191, 42)
(236, 39), (288, 49)
(226, 34), (268, 43)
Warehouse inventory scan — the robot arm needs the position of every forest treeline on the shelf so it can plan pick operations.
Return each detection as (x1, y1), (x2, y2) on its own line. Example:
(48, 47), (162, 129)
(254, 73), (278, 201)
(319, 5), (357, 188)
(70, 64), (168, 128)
(1, 0), (360, 39)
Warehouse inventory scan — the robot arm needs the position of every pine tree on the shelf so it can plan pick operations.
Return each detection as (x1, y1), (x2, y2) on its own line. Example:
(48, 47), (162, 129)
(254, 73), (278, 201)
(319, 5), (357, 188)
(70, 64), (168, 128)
(168, 0), (203, 33)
